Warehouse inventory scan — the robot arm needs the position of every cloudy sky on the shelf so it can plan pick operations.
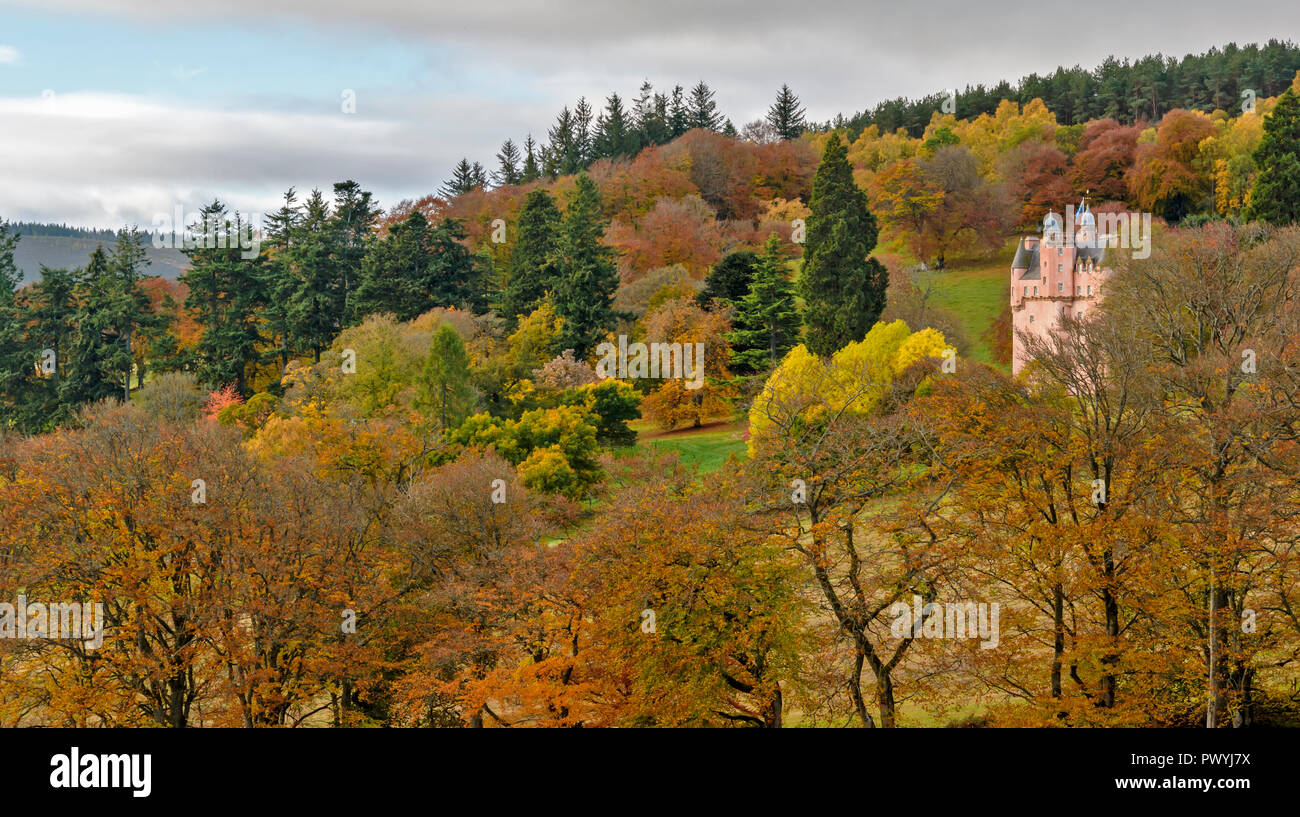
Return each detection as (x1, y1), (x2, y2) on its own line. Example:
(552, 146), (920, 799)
(0, 0), (1297, 228)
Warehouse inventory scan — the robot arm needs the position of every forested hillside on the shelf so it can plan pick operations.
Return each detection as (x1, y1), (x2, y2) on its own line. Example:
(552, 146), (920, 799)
(3, 39), (1300, 729)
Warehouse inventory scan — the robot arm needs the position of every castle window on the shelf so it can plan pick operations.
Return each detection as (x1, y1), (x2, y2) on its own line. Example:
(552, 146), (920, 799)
(1058, 282), (1064, 292)
(1077, 285), (1082, 294)
(1057, 264), (1063, 272)
(1057, 247), (1063, 255)
(1033, 286), (1038, 296)
(1029, 315), (1034, 323)
(1087, 285), (1092, 295)
(1023, 286), (1028, 296)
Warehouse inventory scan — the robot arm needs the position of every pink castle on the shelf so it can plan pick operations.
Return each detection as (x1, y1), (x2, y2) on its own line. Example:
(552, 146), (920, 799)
(1010, 199), (1111, 374)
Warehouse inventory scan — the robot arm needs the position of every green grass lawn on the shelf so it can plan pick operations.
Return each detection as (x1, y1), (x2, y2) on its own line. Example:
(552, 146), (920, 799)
(924, 240), (1016, 368)
(628, 418), (747, 474)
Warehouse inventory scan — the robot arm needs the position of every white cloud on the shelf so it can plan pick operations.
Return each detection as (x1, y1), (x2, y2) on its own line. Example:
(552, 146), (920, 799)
(0, 91), (523, 228)
(0, 45), (20, 65)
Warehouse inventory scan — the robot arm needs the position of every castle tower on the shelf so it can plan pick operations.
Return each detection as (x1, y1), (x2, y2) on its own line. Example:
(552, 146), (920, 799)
(1010, 199), (1111, 374)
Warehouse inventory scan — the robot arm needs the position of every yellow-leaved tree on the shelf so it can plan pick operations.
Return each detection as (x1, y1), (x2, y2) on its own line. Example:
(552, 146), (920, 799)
(747, 320), (949, 453)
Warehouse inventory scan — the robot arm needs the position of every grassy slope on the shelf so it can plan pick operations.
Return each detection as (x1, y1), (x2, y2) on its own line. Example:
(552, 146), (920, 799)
(630, 419), (747, 473)
(926, 244), (1014, 368)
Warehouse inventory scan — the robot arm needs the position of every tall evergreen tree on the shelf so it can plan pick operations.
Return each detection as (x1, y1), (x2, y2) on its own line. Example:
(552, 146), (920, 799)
(522, 134), (541, 183)
(415, 323), (474, 431)
(546, 107), (579, 177)
(1246, 87), (1300, 225)
(573, 97), (595, 166)
(331, 180), (379, 323)
(494, 138), (524, 187)
(16, 265), (77, 429)
(440, 159), (482, 199)
(553, 174), (619, 357)
(427, 217), (484, 312)
(688, 81), (724, 131)
(594, 93), (633, 159)
(180, 201), (266, 392)
(283, 190), (341, 363)
(108, 227), (166, 391)
(0, 221), (28, 426)
(354, 209), (433, 322)
(697, 249), (758, 308)
(728, 235), (800, 373)
(261, 187), (301, 370)
(668, 85), (689, 138)
(501, 189), (562, 327)
(766, 84), (808, 141)
(63, 246), (129, 405)
(798, 134), (888, 356)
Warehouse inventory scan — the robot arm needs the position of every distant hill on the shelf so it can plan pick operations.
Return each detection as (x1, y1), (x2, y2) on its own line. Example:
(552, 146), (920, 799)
(11, 227), (189, 284)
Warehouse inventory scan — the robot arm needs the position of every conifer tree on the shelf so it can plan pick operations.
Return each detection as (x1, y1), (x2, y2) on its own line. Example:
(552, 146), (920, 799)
(668, 85), (689, 138)
(728, 235), (800, 372)
(416, 323), (474, 431)
(594, 93), (633, 159)
(798, 134), (888, 356)
(494, 138), (523, 187)
(766, 84), (808, 141)
(688, 81), (724, 131)
(440, 159), (482, 199)
(1246, 87), (1300, 225)
(0, 221), (28, 424)
(180, 201), (266, 392)
(354, 209), (433, 322)
(522, 134), (541, 183)
(553, 174), (618, 357)
(697, 250), (758, 308)
(501, 189), (562, 327)
(63, 246), (128, 405)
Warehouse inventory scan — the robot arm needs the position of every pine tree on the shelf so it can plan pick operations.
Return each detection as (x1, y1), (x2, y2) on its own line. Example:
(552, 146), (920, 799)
(697, 250), (758, 308)
(1246, 87), (1300, 225)
(416, 323), (474, 431)
(354, 209), (432, 322)
(470, 161), (489, 190)
(631, 80), (658, 151)
(0, 220), (28, 425)
(16, 264), (77, 429)
(798, 134), (888, 356)
(668, 85), (689, 138)
(440, 159), (481, 199)
(261, 188), (301, 369)
(553, 174), (619, 357)
(494, 138), (523, 187)
(501, 189), (562, 327)
(522, 134), (541, 183)
(688, 81), (724, 131)
(766, 84), (808, 141)
(722, 119), (738, 139)
(427, 217), (483, 311)
(594, 93), (632, 159)
(108, 227), (166, 391)
(573, 97), (595, 166)
(546, 107), (578, 176)
(63, 246), (129, 405)
(728, 235), (800, 373)
(180, 201), (266, 392)
(332, 180), (379, 323)
(283, 190), (340, 363)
